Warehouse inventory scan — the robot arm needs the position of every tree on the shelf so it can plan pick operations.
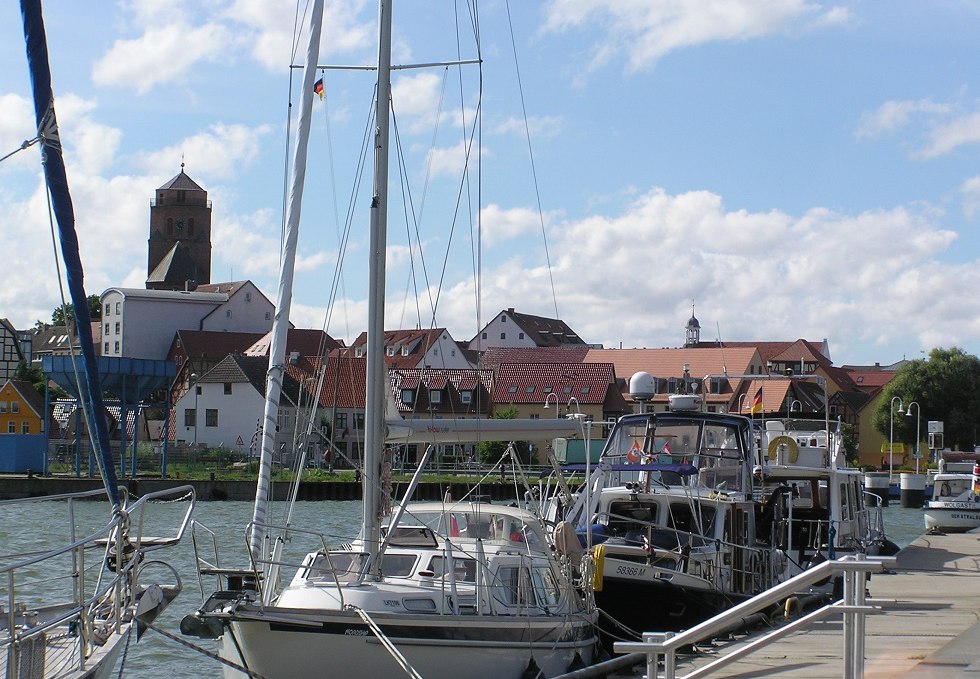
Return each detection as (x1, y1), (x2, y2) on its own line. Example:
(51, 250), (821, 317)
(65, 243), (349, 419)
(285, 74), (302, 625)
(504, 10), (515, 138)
(872, 347), (980, 453)
(477, 405), (532, 466)
(13, 360), (66, 400)
(51, 294), (102, 324)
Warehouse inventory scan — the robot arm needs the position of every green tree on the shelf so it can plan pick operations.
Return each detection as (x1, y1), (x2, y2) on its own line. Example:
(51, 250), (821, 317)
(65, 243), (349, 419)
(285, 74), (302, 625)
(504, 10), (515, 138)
(477, 405), (532, 466)
(872, 347), (980, 453)
(51, 294), (102, 324)
(13, 360), (66, 400)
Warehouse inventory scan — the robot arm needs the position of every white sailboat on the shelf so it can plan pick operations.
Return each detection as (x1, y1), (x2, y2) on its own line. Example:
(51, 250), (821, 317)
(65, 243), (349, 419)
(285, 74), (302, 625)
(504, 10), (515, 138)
(181, 2), (597, 677)
(2, 2), (197, 677)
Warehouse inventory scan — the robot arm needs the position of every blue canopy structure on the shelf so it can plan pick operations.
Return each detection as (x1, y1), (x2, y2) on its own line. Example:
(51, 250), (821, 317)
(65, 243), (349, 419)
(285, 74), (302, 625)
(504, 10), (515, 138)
(42, 355), (175, 477)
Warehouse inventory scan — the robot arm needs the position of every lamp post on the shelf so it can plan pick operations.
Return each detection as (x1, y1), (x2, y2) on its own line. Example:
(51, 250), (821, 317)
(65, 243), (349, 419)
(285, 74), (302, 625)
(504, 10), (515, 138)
(543, 392), (559, 418)
(906, 401), (921, 473)
(888, 396), (904, 482)
(567, 396), (581, 417)
(191, 373), (199, 447)
(790, 399), (802, 413)
(737, 394), (747, 413)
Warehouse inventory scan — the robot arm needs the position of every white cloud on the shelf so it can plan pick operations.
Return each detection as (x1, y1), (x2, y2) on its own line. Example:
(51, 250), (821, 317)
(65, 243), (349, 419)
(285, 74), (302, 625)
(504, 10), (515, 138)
(93, 22), (233, 93)
(479, 204), (556, 247)
(917, 111), (980, 159)
(542, 0), (823, 72)
(855, 98), (950, 139)
(492, 115), (564, 139)
(134, 123), (273, 179)
(961, 176), (980, 220)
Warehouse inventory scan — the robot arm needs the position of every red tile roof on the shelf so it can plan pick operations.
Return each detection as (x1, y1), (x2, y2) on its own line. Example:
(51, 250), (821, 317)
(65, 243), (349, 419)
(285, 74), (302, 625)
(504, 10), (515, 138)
(492, 362), (615, 405)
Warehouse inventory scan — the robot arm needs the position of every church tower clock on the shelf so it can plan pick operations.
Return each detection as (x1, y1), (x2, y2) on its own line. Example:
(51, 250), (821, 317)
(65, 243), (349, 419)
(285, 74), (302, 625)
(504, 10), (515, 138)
(146, 164), (212, 290)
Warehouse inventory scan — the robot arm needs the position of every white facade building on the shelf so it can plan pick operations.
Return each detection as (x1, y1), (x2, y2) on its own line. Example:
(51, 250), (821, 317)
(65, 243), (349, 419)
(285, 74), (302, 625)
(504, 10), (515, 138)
(101, 281), (274, 360)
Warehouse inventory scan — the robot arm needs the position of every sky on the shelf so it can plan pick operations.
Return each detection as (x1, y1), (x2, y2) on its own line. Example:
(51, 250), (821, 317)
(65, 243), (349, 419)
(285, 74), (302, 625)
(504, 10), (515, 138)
(3, 0), (980, 368)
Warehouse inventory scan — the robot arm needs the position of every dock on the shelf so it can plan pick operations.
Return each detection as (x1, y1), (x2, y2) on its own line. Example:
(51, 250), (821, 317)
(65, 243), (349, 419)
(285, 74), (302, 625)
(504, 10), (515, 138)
(615, 531), (980, 678)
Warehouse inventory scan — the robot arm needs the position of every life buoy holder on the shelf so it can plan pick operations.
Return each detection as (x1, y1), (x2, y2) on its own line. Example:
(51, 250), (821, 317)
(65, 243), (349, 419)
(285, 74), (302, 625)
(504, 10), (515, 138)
(592, 544), (605, 592)
(767, 435), (800, 464)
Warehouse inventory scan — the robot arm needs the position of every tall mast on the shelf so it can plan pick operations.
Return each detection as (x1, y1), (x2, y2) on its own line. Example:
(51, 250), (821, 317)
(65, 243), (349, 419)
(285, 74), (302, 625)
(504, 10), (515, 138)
(249, 0), (324, 568)
(364, 0), (393, 577)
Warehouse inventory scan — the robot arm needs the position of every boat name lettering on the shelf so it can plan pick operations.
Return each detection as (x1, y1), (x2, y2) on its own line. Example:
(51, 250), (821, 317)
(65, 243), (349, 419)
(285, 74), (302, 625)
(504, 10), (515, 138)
(615, 565), (645, 577)
(383, 599), (401, 607)
(939, 502), (978, 509)
(344, 629), (370, 636)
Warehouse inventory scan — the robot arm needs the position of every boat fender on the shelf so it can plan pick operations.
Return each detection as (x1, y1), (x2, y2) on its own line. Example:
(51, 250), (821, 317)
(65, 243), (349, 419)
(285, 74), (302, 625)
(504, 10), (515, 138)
(805, 551), (831, 587)
(520, 657), (542, 679)
(878, 539), (901, 557)
(592, 544), (606, 592)
(783, 596), (800, 619)
(566, 652), (586, 672)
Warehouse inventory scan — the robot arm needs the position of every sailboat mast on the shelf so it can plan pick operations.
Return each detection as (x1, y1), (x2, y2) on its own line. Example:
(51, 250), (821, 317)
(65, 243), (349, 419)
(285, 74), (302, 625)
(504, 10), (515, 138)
(364, 0), (393, 577)
(249, 0), (324, 568)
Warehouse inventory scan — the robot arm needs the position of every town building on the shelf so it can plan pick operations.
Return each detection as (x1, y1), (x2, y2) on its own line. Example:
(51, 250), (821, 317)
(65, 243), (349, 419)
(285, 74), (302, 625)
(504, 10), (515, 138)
(350, 328), (473, 370)
(146, 166), (213, 291)
(0, 319), (24, 380)
(468, 308), (589, 353)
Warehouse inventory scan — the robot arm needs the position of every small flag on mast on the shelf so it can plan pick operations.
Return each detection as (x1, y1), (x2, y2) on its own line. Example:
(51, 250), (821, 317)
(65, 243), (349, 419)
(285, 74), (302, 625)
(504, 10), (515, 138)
(313, 78), (325, 100)
(749, 389), (763, 414)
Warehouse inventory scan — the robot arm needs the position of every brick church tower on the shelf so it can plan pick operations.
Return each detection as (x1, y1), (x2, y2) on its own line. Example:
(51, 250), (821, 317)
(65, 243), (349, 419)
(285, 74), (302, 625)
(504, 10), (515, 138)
(146, 165), (212, 290)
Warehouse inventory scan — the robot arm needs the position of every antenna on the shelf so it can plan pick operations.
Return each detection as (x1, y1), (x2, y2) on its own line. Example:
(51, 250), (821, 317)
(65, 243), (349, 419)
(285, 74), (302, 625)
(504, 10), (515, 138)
(716, 322), (728, 376)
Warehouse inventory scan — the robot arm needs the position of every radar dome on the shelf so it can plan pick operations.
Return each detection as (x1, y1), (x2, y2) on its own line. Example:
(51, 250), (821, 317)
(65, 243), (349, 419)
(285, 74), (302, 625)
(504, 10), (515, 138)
(629, 371), (657, 401)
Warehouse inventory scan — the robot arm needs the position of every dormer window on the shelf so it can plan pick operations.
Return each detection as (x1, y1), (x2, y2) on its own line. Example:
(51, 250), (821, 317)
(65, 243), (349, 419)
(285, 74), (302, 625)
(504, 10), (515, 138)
(461, 390), (472, 404)
(429, 390), (442, 404)
(387, 346), (396, 356)
(401, 389), (414, 404)
(356, 347), (365, 358)
(401, 346), (410, 356)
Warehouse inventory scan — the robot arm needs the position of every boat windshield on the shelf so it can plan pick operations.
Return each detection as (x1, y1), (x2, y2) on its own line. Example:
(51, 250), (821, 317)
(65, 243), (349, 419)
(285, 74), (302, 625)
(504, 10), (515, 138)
(398, 509), (544, 548)
(603, 414), (746, 493)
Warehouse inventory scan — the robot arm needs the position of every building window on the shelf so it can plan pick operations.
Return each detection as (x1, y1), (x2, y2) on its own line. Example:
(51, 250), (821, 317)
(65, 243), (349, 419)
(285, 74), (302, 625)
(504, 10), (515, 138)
(401, 389), (414, 404)
(429, 390), (442, 404)
(104, 303), (111, 315)
(580, 385), (590, 394)
(529, 413), (539, 420)
(265, 312), (271, 320)
(354, 413), (364, 430)
(355, 347), (365, 358)
(104, 343), (109, 354)
(501, 315), (506, 322)
(543, 386), (553, 394)
(526, 386), (535, 394)
(10, 402), (18, 414)
(6, 422), (14, 434)
(115, 302), (120, 314)
(245, 292), (251, 302)
(500, 332), (506, 340)
(114, 322), (120, 334)
(21, 422), (29, 434)
(225, 310), (232, 318)
(508, 386), (518, 394)
(460, 390), (472, 404)
(206, 409), (218, 427)
(387, 347), (396, 356)
(0, 401), (6, 413)
(563, 386), (572, 395)
(224, 383), (232, 395)
(335, 412), (348, 431)
(114, 341), (120, 353)
(184, 409), (196, 427)
(104, 323), (109, 334)
(481, 332), (487, 340)
(519, 333), (525, 340)
(401, 346), (410, 356)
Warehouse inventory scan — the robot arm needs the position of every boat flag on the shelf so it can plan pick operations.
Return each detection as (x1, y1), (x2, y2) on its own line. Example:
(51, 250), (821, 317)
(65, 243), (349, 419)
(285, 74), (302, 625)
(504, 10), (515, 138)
(626, 440), (642, 463)
(749, 389), (763, 414)
(973, 463), (979, 497)
(313, 78), (325, 100)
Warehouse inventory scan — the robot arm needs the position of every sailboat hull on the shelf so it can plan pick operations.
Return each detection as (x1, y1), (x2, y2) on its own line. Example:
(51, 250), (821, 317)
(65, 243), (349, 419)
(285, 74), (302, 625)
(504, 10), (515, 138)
(219, 608), (596, 679)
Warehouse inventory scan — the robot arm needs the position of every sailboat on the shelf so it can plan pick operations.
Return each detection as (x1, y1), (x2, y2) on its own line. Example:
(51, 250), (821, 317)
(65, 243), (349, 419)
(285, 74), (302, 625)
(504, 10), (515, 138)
(1, 1), (197, 677)
(180, 1), (597, 677)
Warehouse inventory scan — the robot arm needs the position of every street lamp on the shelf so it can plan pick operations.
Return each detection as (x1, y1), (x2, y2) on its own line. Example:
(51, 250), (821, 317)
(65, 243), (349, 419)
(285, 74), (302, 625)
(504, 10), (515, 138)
(737, 394), (748, 413)
(543, 392), (559, 418)
(567, 396), (581, 417)
(190, 372), (199, 447)
(888, 396), (904, 482)
(906, 401), (921, 473)
(790, 399), (802, 413)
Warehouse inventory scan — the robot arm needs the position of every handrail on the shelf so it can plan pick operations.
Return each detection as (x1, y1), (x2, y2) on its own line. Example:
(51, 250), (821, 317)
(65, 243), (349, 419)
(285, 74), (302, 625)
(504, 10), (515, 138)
(612, 554), (895, 679)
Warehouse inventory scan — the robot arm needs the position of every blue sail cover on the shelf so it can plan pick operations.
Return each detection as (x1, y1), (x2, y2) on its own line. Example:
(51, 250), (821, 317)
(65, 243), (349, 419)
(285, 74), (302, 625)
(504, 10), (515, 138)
(20, 0), (120, 508)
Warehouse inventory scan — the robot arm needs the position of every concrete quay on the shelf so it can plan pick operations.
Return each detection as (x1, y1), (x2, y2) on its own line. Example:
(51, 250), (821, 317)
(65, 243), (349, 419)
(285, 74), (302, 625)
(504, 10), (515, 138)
(623, 531), (980, 678)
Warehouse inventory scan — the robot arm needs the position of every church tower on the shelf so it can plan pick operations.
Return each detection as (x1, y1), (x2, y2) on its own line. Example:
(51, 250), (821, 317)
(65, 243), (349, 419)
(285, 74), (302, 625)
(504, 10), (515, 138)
(146, 165), (212, 290)
(684, 305), (700, 347)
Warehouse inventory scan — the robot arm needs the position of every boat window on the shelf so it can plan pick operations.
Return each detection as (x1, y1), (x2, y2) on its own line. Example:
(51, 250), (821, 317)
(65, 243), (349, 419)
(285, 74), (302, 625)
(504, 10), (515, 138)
(492, 566), (535, 607)
(402, 598), (437, 613)
(668, 503), (715, 542)
(839, 483), (850, 522)
(306, 551), (369, 582)
(428, 556), (477, 582)
(381, 554), (418, 577)
(605, 500), (659, 537)
(532, 566), (561, 607)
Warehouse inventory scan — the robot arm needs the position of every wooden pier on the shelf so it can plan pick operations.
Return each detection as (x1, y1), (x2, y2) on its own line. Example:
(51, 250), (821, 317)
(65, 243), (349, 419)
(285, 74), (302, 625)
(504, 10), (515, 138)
(614, 531), (980, 678)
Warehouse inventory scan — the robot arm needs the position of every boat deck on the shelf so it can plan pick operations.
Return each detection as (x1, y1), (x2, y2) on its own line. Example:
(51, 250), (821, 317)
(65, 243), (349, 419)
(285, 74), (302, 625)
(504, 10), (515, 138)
(613, 530), (980, 678)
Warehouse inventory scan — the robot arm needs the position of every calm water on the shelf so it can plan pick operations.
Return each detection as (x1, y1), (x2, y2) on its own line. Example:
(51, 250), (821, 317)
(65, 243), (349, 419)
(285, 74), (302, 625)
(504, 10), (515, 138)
(1, 499), (926, 678)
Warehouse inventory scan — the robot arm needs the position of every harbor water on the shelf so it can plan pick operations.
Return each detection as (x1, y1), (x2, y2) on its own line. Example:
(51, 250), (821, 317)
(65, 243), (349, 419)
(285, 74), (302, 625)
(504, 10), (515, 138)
(1, 500), (927, 678)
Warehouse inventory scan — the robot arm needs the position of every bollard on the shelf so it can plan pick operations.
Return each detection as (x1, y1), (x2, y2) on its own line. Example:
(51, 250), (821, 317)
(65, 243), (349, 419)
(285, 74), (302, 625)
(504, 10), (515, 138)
(864, 472), (889, 507)
(899, 473), (925, 508)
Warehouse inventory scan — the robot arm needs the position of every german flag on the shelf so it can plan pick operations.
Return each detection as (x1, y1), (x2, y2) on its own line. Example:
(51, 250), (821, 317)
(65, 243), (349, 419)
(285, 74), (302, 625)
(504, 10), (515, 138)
(749, 389), (763, 414)
(313, 78), (325, 100)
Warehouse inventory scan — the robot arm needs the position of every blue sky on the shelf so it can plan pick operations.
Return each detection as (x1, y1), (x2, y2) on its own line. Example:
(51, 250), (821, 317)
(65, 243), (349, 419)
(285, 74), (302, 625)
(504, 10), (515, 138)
(3, 0), (980, 367)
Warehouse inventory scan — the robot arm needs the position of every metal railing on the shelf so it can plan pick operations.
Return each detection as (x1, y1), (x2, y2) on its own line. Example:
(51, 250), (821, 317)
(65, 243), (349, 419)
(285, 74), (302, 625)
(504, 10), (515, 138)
(612, 554), (895, 679)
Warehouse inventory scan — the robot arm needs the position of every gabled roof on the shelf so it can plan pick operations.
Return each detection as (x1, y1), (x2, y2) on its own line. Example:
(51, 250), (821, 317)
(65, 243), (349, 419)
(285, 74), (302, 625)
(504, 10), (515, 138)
(2, 379), (45, 418)
(199, 354), (301, 403)
(389, 367), (493, 414)
(146, 241), (204, 286)
(158, 169), (204, 192)
(492, 362), (615, 405)
(481, 346), (590, 371)
(291, 353), (367, 409)
(245, 328), (341, 361)
(350, 328), (450, 369)
(479, 308), (587, 347)
(193, 280), (248, 295)
(710, 339), (830, 364)
(172, 329), (266, 360)
(584, 347), (759, 384)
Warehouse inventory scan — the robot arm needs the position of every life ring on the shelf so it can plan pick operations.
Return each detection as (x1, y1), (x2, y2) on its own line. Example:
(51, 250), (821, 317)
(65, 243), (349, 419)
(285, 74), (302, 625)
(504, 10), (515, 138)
(767, 435), (799, 463)
(592, 544), (605, 592)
